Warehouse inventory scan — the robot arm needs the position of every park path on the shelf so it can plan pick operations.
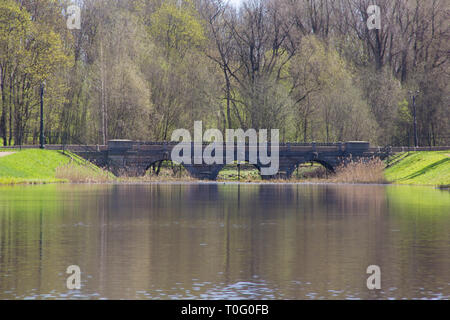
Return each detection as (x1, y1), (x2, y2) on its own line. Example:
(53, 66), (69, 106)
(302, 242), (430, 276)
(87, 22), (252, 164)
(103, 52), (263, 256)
(0, 152), (15, 158)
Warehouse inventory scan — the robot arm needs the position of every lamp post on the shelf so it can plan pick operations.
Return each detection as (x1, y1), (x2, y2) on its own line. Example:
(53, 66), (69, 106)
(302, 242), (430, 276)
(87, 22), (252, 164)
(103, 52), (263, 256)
(39, 82), (45, 149)
(409, 90), (419, 148)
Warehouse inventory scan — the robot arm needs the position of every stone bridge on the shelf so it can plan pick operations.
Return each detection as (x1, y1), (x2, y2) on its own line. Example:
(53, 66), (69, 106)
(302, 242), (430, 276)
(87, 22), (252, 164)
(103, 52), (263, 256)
(71, 140), (391, 180)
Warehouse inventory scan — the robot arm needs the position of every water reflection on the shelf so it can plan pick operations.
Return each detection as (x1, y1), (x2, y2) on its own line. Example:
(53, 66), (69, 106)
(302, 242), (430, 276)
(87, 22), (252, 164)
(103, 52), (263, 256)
(0, 183), (449, 299)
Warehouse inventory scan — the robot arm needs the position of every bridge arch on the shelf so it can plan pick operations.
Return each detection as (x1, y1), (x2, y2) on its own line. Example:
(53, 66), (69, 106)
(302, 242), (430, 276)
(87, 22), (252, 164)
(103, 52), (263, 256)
(143, 159), (188, 177)
(287, 159), (335, 179)
(311, 159), (335, 172)
(216, 161), (262, 181)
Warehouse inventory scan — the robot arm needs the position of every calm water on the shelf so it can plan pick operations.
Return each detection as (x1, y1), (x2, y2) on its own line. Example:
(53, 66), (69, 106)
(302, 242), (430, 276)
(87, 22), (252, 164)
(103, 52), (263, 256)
(0, 183), (449, 300)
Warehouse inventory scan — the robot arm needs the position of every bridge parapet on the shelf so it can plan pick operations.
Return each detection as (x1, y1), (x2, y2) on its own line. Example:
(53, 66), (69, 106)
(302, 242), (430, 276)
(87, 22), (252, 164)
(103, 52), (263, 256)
(107, 141), (365, 153)
(108, 139), (135, 151)
(344, 141), (370, 153)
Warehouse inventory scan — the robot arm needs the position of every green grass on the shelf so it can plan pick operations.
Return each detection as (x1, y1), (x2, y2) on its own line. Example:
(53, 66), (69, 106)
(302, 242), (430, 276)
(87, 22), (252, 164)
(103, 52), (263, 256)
(217, 168), (262, 181)
(384, 150), (450, 186)
(217, 163), (262, 181)
(0, 149), (109, 185)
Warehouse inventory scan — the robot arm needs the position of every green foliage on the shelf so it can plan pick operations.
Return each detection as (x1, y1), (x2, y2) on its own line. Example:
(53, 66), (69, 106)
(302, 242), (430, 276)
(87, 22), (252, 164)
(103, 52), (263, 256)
(288, 35), (377, 142)
(26, 27), (72, 83)
(0, 0), (447, 148)
(0, 0), (31, 60)
(150, 1), (206, 59)
(398, 99), (412, 123)
(0, 0), (72, 146)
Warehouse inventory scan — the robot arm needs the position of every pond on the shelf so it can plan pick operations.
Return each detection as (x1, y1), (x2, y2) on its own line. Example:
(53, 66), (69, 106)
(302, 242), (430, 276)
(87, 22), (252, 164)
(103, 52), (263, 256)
(0, 183), (449, 299)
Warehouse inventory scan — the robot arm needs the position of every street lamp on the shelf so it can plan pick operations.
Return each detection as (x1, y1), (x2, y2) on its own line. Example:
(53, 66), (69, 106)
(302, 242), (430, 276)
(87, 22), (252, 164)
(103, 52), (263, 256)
(40, 81), (45, 149)
(409, 90), (420, 148)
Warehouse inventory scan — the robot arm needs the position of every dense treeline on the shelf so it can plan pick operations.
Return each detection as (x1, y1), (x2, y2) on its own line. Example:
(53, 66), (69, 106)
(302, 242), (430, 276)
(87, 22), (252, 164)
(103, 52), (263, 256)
(0, 0), (448, 146)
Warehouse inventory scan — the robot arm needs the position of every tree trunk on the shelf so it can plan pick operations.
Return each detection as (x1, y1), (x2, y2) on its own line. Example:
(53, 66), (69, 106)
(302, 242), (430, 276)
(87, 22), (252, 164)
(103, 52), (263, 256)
(224, 68), (232, 129)
(100, 41), (108, 145)
(303, 117), (307, 143)
(8, 72), (13, 146)
(0, 67), (7, 146)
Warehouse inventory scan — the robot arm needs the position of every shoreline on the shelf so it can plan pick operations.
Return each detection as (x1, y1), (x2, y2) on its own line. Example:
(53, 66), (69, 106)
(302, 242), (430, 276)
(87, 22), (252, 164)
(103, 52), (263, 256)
(0, 179), (448, 189)
(1, 149), (448, 188)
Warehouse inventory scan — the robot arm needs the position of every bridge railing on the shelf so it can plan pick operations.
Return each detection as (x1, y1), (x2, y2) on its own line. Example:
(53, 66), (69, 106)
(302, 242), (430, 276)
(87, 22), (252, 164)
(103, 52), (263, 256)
(128, 142), (345, 153)
(389, 146), (450, 153)
(45, 144), (107, 152)
(3, 142), (448, 153)
(132, 141), (343, 146)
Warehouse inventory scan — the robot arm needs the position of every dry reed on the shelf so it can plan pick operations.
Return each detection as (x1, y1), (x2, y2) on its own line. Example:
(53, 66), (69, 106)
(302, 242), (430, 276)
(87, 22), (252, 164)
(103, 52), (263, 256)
(55, 163), (114, 183)
(330, 158), (387, 184)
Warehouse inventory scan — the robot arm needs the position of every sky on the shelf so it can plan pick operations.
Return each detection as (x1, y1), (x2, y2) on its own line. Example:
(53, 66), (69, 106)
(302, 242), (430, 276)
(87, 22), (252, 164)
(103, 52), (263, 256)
(227, 0), (243, 8)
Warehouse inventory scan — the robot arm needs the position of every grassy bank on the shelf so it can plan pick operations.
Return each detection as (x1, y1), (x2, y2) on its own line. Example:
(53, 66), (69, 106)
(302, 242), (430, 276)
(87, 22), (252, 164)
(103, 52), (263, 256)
(385, 150), (450, 187)
(0, 149), (112, 185)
